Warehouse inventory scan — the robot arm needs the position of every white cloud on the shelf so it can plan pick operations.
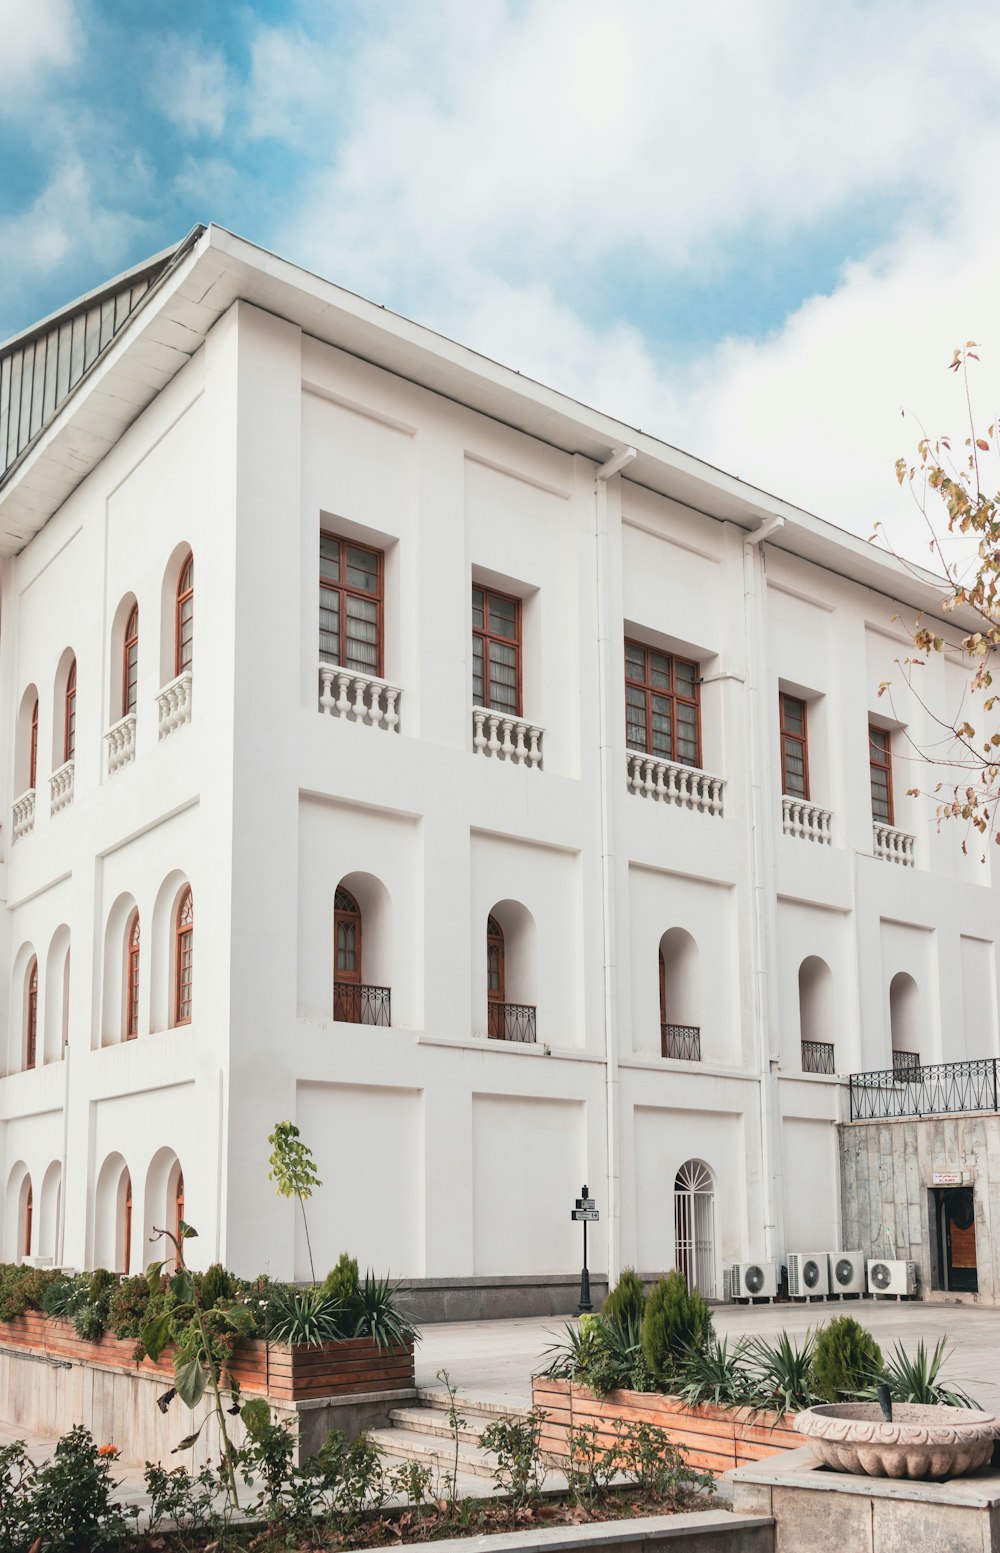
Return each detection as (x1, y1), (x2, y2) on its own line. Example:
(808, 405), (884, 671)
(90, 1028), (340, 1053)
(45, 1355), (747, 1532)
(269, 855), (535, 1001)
(0, 0), (76, 95)
(149, 35), (232, 138)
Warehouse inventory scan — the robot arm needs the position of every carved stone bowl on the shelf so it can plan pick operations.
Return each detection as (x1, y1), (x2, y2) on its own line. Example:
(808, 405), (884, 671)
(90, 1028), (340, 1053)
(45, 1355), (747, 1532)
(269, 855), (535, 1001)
(793, 1403), (998, 1479)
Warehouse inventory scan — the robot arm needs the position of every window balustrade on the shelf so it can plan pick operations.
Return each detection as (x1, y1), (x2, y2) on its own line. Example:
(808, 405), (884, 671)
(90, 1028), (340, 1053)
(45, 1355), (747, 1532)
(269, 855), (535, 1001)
(472, 709), (542, 768)
(49, 761), (74, 815)
(801, 1039), (835, 1075)
(873, 822), (915, 867)
(333, 983), (391, 1026)
(105, 713), (136, 776)
(318, 664), (401, 731)
(661, 1024), (701, 1061)
(782, 796), (832, 844)
(892, 1049), (920, 1076)
(487, 1002), (537, 1043)
(157, 670), (193, 739)
(627, 751), (724, 815)
(12, 789), (35, 843)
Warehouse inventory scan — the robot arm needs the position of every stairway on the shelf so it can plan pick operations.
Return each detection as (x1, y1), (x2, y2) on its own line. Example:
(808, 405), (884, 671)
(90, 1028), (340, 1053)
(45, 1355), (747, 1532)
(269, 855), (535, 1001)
(367, 1387), (532, 1498)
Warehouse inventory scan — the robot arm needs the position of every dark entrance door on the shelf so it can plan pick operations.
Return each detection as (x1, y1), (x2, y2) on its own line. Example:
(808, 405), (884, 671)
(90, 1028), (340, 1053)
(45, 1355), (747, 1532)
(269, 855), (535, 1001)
(936, 1187), (978, 1293)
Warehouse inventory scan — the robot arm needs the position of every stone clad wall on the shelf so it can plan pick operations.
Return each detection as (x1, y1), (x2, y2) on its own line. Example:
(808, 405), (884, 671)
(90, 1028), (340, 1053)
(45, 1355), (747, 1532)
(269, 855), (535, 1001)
(839, 1112), (1000, 1301)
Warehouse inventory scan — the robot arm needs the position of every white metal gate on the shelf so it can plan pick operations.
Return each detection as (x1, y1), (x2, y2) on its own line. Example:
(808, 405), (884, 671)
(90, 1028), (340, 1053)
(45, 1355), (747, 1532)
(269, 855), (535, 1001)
(674, 1159), (716, 1299)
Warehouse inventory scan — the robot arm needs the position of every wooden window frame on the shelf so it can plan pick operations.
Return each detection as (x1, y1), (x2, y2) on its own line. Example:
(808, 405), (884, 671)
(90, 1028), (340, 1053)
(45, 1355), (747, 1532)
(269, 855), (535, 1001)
(28, 696), (38, 789)
(319, 533), (384, 677)
(23, 1182), (33, 1260)
(126, 911), (140, 1040)
(122, 604), (139, 718)
(869, 725), (894, 826)
(624, 639), (702, 768)
(175, 553), (194, 675)
(64, 659), (76, 763)
(174, 888), (193, 1026)
(779, 693), (810, 800)
(334, 886), (362, 1020)
(472, 586), (523, 717)
(25, 957), (38, 1070)
(487, 914), (506, 1008)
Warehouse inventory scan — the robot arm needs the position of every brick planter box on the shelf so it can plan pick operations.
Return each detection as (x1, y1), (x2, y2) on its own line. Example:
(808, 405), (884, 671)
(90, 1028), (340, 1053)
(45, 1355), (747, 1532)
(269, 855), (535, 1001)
(532, 1377), (801, 1476)
(0, 1311), (414, 1401)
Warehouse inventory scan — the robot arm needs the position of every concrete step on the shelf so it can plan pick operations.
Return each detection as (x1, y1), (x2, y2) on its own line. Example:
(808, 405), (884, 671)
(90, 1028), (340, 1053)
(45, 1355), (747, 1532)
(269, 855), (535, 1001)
(415, 1387), (529, 1423)
(367, 1425), (499, 1481)
(388, 1406), (486, 1444)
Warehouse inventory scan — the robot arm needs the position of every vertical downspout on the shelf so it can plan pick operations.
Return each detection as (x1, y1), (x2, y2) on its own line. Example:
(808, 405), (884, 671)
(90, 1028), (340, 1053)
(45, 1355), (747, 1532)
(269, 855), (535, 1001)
(596, 446), (636, 1289)
(743, 515), (784, 1263)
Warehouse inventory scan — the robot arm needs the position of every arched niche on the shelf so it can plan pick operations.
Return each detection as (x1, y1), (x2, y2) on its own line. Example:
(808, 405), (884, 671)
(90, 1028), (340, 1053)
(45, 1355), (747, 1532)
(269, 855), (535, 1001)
(109, 592), (139, 722)
(335, 870), (393, 997)
(151, 870), (192, 1032)
(94, 1152), (132, 1273)
(487, 898), (537, 1009)
(15, 683), (39, 794)
(658, 928), (700, 1028)
(889, 971), (921, 1060)
(52, 647), (77, 768)
(44, 925), (71, 1063)
(160, 542), (194, 684)
(143, 1146), (184, 1257)
(798, 955), (834, 1043)
(101, 893), (138, 1046)
(7, 943), (38, 1075)
(4, 1162), (30, 1262)
(38, 1160), (62, 1263)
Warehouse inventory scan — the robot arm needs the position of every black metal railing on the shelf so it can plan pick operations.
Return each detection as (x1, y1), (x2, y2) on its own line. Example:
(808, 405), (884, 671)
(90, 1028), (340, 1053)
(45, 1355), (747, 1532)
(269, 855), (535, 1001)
(892, 1049), (920, 1076)
(801, 1040), (835, 1075)
(661, 1024), (701, 1061)
(334, 983), (391, 1026)
(850, 1057), (1000, 1121)
(488, 1002), (537, 1043)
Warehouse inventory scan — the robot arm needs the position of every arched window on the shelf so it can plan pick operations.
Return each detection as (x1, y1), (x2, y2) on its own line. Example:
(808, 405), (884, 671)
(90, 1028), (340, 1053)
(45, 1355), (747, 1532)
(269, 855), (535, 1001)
(174, 888), (194, 1025)
(123, 604), (139, 716)
(485, 905), (536, 1042)
(674, 1159), (715, 1298)
(798, 956), (835, 1073)
(126, 911), (140, 1040)
(334, 887), (362, 1021)
(122, 1174), (132, 1275)
(174, 1171), (185, 1244)
(889, 971), (921, 1073)
(64, 659), (77, 763)
(658, 929), (700, 1061)
(25, 957), (38, 1069)
(23, 1181), (33, 1260)
(28, 696), (38, 789)
(176, 553), (193, 674)
(487, 914), (505, 1013)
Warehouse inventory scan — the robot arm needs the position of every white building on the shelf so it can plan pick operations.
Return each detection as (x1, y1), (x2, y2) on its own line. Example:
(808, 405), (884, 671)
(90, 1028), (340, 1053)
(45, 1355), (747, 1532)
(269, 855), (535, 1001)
(1, 226), (996, 1307)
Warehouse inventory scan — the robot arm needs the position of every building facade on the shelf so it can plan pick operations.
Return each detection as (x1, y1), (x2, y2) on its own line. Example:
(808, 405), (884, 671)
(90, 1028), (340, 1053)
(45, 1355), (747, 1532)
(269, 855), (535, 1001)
(1, 227), (997, 1302)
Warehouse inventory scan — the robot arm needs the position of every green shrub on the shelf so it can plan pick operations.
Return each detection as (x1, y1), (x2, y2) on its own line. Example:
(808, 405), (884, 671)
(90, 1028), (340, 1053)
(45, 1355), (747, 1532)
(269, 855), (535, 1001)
(107, 1276), (152, 1340)
(322, 1252), (359, 1307)
(198, 1262), (235, 1309)
(602, 1267), (645, 1327)
(0, 1263), (62, 1322)
(812, 1316), (882, 1402)
(42, 1273), (78, 1319)
(640, 1271), (713, 1381)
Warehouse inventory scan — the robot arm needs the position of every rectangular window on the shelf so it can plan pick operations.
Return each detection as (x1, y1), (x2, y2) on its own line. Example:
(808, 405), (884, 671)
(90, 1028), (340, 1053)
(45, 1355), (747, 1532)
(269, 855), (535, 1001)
(780, 693), (809, 798)
(624, 640), (700, 767)
(319, 534), (383, 676)
(472, 586), (521, 716)
(869, 725), (893, 825)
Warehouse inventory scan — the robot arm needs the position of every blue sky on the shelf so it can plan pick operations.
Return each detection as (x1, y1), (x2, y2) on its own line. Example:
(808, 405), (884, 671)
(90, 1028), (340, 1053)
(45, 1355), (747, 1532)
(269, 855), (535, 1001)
(4, 0), (1000, 550)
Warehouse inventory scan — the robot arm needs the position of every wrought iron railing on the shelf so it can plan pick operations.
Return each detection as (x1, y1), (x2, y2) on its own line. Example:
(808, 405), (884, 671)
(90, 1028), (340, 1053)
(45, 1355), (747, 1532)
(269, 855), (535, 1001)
(892, 1049), (920, 1075)
(661, 1024), (701, 1061)
(850, 1057), (1000, 1121)
(488, 1002), (537, 1043)
(333, 983), (391, 1026)
(801, 1040), (835, 1075)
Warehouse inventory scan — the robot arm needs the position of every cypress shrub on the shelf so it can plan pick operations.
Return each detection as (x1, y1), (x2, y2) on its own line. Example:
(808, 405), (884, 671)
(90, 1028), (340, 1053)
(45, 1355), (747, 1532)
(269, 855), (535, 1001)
(602, 1267), (646, 1327)
(640, 1270), (713, 1381)
(812, 1316), (882, 1401)
(322, 1251), (360, 1307)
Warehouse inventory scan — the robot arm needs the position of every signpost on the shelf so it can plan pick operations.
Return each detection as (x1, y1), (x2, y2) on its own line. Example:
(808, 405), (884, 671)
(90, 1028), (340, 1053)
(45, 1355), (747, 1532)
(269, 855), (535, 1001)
(571, 1183), (599, 1314)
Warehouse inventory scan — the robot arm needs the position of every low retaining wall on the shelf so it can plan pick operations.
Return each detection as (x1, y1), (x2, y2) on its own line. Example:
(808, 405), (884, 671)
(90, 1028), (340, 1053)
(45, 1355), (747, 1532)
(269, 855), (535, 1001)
(398, 1274), (610, 1323)
(392, 1513), (774, 1553)
(532, 1379), (800, 1477)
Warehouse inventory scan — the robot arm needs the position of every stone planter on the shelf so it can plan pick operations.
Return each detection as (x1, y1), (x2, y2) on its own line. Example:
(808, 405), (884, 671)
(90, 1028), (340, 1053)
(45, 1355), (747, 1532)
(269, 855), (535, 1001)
(793, 1402), (999, 1479)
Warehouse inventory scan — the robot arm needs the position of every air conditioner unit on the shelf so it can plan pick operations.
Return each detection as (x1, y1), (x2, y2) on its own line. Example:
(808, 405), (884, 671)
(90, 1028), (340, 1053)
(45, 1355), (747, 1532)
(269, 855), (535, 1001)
(867, 1258), (917, 1297)
(830, 1252), (866, 1294)
(730, 1261), (778, 1299)
(787, 1252), (830, 1298)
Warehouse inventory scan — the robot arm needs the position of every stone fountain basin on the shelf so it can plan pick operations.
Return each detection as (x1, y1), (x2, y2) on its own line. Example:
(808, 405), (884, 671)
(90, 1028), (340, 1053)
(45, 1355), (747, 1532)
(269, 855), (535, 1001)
(793, 1402), (999, 1479)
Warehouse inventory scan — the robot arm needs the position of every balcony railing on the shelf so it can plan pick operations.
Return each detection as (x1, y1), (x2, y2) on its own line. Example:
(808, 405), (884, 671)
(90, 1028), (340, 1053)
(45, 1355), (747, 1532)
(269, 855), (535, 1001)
(873, 822), (915, 867)
(472, 709), (543, 768)
(12, 789), (35, 843)
(49, 761), (74, 815)
(661, 1024), (701, 1061)
(892, 1049), (920, 1075)
(105, 713), (136, 776)
(850, 1057), (1000, 1121)
(488, 1002), (537, 1043)
(782, 796), (832, 845)
(627, 752), (724, 816)
(801, 1039), (835, 1075)
(158, 670), (193, 739)
(319, 664), (401, 731)
(333, 983), (391, 1026)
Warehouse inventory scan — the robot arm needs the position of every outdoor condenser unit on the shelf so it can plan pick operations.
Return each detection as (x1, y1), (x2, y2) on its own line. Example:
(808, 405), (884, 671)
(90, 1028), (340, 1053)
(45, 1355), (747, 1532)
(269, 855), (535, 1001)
(829, 1252), (866, 1294)
(729, 1261), (778, 1300)
(787, 1252), (830, 1298)
(867, 1258), (917, 1297)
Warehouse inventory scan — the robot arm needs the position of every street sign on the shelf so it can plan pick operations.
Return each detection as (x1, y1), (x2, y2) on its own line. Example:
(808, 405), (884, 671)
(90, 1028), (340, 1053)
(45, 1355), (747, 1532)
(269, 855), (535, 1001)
(575, 1197), (596, 1210)
(573, 1183), (596, 1313)
(571, 1208), (599, 1221)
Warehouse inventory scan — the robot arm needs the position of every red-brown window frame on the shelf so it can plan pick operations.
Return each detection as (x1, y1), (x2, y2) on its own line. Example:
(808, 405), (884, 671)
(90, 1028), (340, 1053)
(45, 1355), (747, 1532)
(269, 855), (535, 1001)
(319, 533), (384, 676)
(472, 587), (523, 716)
(64, 658), (77, 763)
(23, 1181), (33, 1260)
(334, 886), (362, 1020)
(624, 639), (702, 768)
(126, 911), (140, 1040)
(487, 914), (506, 1007)
(174, 887), (193, 1026)
(869, 725), (894, 826)
(122, 604), (139, 718)
(779, 693), (810, 799)
(25, 957), (38, 1070)
(28, 696), (38, 789)
(176, 553), (193, 676)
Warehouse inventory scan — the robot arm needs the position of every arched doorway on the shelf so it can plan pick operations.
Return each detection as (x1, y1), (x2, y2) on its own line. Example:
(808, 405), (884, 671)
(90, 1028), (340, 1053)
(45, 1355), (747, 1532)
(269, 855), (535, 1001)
(674, 1159), (716, 1298)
